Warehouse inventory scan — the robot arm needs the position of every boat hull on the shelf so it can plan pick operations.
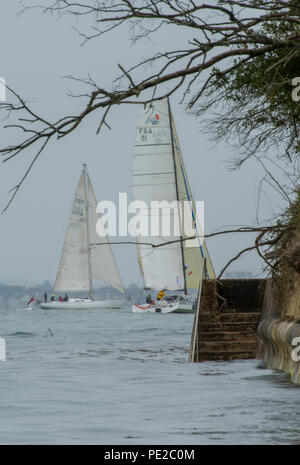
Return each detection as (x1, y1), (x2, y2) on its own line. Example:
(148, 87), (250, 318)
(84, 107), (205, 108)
(172, 303), (195, 314)
(40, 298), (125, 310)
(132, 302), (194, 314)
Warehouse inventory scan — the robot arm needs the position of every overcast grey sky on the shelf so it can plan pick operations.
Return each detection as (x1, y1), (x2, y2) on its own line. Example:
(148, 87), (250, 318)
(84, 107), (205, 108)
(0, 2), (288, 287)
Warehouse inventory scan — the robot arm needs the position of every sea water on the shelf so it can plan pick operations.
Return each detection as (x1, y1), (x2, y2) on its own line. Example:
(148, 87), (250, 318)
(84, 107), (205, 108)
(0, 304), (299, 445)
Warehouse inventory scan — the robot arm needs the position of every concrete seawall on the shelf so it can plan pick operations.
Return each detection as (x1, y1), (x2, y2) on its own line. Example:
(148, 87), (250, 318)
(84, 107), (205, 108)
(257, 277), (300, 383)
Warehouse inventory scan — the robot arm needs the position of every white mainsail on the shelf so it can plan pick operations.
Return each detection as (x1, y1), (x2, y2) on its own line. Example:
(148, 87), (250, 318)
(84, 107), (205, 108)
(132, 100), (185, 291)
(54, 165), (124, 294)
(132, 99), (215, 292)
(54, 172), (90, 292)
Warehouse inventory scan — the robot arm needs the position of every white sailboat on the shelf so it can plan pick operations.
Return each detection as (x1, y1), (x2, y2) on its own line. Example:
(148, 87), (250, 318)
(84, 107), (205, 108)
(40, 164), (126, 310)
(132, 99), (215, 314)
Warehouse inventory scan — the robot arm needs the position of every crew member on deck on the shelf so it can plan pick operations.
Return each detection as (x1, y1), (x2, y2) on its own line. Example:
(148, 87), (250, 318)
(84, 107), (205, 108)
(146, 293), (152, 304)
(156, 290), (165, 301)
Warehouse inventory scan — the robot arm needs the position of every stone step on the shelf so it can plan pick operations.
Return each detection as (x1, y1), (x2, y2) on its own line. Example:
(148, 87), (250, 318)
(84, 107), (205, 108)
(218, 306), (261, 313)
(196, 350), (256, 362)
(198, 331), (256, 342)
(197, 340), (257, 352)
(197, 321), (259, 332)
(199, 312), (261, 323)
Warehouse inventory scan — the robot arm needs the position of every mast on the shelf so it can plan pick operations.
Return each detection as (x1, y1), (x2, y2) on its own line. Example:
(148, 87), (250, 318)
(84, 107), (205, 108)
(83, 163), (93, 300)
(167, 98), (187, 294)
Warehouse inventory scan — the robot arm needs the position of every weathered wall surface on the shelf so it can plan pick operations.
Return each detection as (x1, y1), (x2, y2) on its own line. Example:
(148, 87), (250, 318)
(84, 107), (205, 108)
(257, 275), (300, 383)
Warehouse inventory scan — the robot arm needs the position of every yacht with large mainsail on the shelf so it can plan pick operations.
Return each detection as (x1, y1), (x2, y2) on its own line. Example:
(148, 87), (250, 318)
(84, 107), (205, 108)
(40, 164), (125, 309)
(131, 99), (215, 313)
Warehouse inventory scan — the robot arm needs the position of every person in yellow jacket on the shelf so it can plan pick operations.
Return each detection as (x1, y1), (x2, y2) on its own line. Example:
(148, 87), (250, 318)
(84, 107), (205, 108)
(156, 290), (165, 301)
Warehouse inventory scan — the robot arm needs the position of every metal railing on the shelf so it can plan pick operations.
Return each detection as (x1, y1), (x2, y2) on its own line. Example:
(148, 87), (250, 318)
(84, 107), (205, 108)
(188, 257), (207, 363)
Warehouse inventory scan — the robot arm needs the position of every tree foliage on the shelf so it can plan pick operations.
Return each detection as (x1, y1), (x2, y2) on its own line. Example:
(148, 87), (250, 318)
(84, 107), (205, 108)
(199, 15), (300, 167)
